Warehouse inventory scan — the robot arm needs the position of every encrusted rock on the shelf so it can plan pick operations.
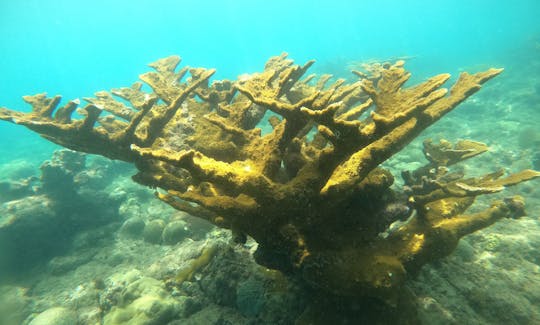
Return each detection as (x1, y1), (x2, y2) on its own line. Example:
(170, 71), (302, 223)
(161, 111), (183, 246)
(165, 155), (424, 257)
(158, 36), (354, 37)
(103, 277), (181, 325)
(28, 307), (77, 325)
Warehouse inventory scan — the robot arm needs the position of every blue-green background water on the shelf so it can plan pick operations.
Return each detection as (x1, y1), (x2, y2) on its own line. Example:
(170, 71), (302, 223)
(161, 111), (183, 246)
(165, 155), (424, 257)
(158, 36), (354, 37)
(1, 0), (539, 163)
(1, 2), (540, 324)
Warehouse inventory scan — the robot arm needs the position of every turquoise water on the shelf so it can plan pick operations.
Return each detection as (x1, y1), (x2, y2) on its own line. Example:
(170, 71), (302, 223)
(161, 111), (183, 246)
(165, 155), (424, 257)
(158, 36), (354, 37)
(1, 0), (539, 163)
(1, 1), (540, 324)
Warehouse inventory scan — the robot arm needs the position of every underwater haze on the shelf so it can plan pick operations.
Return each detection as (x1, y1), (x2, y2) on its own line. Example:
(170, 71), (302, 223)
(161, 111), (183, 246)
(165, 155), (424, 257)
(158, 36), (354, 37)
(1, 0), (539, 164)
(0, 0), (540, 159)
(1, 1), (540, 324)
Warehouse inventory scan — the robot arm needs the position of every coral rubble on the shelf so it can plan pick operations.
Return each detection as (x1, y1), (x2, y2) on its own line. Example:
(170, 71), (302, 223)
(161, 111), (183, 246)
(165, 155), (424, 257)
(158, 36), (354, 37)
(1, 54), (538, 316)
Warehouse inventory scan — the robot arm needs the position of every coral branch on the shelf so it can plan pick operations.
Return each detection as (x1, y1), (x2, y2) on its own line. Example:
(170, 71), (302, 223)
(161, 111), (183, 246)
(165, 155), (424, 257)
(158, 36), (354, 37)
(321, 67), (503, 196)
(1, 54), (537, 313)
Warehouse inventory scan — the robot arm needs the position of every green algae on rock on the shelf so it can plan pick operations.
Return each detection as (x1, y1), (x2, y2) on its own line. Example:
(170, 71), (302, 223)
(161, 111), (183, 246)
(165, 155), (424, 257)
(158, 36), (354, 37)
(103, 277), (181, 325)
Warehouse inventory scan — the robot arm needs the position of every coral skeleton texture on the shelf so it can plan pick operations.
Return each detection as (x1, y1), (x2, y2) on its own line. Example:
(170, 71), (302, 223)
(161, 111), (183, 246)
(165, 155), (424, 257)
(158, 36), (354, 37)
(1, 54), (538, 311)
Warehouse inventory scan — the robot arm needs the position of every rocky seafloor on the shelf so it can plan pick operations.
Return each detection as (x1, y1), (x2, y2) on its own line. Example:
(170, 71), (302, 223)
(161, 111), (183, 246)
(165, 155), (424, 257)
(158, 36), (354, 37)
(0, 60), (539, 325)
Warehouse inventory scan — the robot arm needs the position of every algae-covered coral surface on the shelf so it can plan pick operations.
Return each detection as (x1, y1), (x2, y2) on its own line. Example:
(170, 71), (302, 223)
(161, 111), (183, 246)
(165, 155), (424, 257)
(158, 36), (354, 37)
(1, 54), (538, 319)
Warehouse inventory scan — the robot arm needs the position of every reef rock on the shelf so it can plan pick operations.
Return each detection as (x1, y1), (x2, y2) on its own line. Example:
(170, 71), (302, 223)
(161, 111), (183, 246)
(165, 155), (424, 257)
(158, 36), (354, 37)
(28, 307), (77, 325)
(102, 276), (182, 325)
(0, 150), (123, 279)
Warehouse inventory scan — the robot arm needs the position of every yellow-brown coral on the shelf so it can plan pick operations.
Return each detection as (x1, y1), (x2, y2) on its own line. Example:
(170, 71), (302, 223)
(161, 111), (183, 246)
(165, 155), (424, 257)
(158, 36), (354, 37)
(1, 54), (538, 311)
